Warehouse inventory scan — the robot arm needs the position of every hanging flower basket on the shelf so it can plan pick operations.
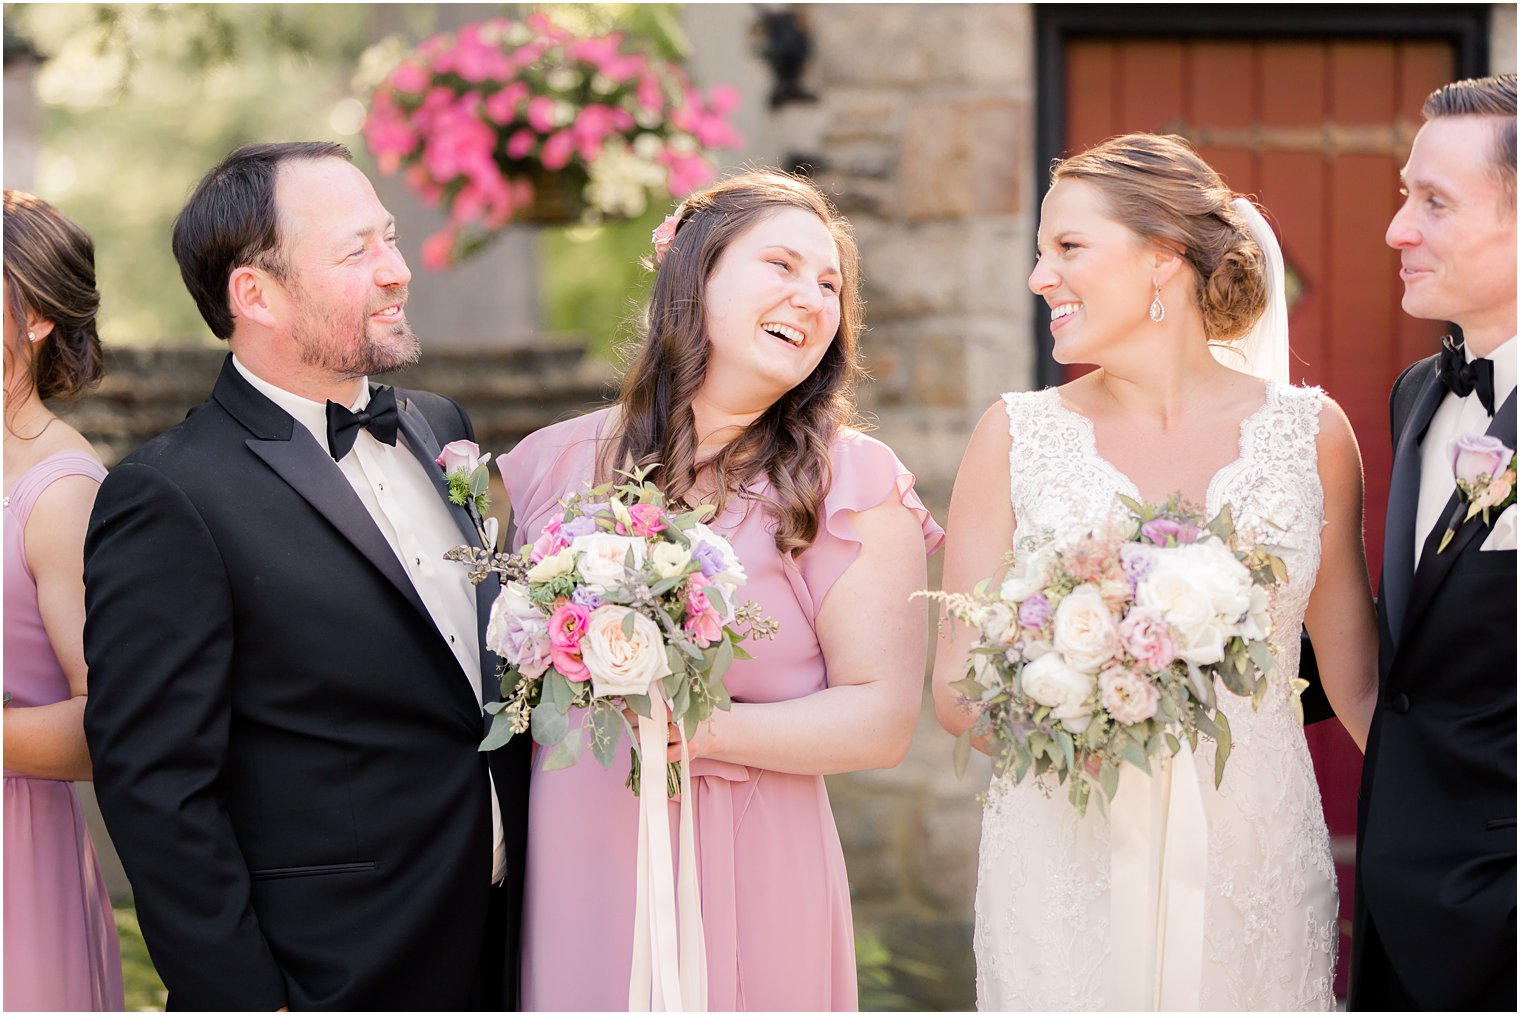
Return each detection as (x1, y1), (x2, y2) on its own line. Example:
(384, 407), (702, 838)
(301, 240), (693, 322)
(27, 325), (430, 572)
(364, 13), (744, 270)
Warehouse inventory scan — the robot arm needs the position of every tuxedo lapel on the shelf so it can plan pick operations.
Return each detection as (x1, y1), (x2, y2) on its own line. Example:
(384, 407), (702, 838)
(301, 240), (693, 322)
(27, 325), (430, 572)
(1400, 388), (1518, 642)
(395, 396), (497, 702)
(395, 399), (480, 548)
(212, 356), (433, 622)
(1383, 364), (1447, 647)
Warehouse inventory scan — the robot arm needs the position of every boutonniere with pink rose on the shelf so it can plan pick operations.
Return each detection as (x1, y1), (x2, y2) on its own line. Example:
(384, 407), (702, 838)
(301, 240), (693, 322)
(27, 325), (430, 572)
(1438, 434), (1517, 553)
(437, 439), (500, 550)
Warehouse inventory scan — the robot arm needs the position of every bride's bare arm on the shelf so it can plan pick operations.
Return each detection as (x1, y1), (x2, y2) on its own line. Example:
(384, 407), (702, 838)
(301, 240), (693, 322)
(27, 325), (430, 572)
(1303, 397), (1379, 750)
(932, 401), (1017, 739)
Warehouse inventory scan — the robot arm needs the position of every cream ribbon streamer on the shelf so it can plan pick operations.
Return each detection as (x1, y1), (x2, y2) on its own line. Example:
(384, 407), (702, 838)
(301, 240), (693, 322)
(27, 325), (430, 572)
(1106, 740), (1209, 1010)
(628, 692), (708, 1012)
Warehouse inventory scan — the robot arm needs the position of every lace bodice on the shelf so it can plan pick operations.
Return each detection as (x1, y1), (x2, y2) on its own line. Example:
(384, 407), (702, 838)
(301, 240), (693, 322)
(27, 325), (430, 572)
(974, 382), (1339, 1011)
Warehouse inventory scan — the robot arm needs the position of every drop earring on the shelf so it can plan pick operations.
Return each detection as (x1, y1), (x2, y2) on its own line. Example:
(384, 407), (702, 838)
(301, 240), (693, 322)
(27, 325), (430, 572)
(1148, 283), (1166, 324)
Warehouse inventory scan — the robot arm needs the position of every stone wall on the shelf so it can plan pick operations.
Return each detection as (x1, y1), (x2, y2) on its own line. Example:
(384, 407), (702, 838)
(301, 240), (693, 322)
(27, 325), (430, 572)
(804, 7), (1039, 1008)
(61, 343), (614, 469)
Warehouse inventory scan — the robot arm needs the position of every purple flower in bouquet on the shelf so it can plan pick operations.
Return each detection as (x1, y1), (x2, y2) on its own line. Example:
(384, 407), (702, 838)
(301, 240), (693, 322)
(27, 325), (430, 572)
(691, 541), (726, 579)
(1120, 542), (1156, 587)
(1141, 517), (1202, 546)
(1018, 594), (1052, 630)
(571, 586), (606, 611)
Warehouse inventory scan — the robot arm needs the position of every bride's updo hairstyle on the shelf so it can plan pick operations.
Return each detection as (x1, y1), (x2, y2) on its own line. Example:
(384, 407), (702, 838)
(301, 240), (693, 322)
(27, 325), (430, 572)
(1052, 133), (1267, 342)
(605, 170), (864, 556)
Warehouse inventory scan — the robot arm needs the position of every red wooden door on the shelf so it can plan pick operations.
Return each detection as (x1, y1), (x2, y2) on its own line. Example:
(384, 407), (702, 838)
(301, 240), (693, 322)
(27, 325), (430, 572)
(1062, 36), (1453, 996)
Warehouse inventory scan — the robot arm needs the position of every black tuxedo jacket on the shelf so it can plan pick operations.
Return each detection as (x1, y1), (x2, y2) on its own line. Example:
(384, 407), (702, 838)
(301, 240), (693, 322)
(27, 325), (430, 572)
(1350, 354), (1516, 1010)
(82, 356), (530, 1011)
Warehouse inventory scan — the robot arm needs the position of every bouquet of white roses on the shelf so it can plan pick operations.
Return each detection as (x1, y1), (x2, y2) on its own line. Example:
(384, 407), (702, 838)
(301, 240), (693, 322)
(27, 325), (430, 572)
(446, 465), (774, 796)
(927, 495), (1294, 817)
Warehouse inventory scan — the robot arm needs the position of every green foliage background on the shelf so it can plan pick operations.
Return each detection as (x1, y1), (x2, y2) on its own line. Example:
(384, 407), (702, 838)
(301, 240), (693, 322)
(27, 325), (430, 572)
(5, 3), (684, 354)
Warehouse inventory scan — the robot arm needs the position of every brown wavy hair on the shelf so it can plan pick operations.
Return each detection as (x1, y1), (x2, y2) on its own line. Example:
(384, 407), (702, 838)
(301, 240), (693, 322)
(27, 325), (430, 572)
(3, 189), (103, 403)
(1052, 133), (1267, 342)
(602, 170), (864, 556)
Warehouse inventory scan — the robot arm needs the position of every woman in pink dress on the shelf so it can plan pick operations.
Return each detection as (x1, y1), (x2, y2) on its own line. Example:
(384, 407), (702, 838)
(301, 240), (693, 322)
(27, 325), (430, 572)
(3, 190), (125, 1011)
(504, 171), (943, 1011)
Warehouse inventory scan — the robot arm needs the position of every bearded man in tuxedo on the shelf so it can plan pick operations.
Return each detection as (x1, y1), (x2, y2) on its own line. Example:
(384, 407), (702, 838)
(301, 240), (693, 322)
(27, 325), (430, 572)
(1350, 74), (1517, 1011)
(82, 142), (530, 1010)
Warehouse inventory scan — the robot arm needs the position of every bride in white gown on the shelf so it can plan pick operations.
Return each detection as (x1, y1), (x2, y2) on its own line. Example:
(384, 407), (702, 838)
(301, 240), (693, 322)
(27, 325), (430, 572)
(932, 134), (1381, 1010)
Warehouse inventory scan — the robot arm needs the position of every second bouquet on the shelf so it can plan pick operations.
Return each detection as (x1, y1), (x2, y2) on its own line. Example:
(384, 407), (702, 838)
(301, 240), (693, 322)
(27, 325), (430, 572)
(449, 464), (774, 795)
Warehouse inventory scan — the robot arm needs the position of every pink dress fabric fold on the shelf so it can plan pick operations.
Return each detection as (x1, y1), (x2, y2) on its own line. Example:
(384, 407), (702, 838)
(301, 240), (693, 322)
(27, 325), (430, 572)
(504, 409), (942, 1011)
(4, 451), (125, 1012)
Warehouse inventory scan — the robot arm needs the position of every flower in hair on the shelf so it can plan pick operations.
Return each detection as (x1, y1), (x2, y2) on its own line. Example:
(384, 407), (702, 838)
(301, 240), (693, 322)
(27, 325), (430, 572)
(651, 205), (685, 264)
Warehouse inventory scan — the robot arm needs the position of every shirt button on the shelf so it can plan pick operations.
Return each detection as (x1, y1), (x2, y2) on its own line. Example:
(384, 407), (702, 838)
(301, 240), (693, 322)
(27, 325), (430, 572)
(449, 634), (456, 644)
(1389, 692), (1411, 714)
(415, 557), (421, 566)
(378, 482), (385, 491)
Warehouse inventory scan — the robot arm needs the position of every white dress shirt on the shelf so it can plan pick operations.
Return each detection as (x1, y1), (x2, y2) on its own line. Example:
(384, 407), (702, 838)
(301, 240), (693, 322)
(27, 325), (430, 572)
(233, 356), (506, 882)
(1413, 336), (1517, 568)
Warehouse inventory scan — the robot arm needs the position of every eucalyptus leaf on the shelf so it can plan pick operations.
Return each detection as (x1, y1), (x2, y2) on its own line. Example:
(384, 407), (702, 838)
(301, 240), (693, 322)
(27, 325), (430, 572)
(591, 704), (622, 769)
(1187, 663), (1216, 710)
(624, 693), (652, 719)
(950, 676), (987, 700)
(711, 637), (735, 684)
(541, 732), (583, 770)
(649, 576), (683, 596)
(479, 711), (515, 752)
(711, 677), (732, 711)
(621, 610), (637, 638)
(1214, 711), (1233, 787)
(1248, 640), (1276, 676)
(530, 700), (569, 746)
(545, 669), (576, 712)
(1118, 738), (1151, 773)
(1099, 759), (1120, 800)
(953, 731), (971, 778)
(1055, 730), (1075, 773)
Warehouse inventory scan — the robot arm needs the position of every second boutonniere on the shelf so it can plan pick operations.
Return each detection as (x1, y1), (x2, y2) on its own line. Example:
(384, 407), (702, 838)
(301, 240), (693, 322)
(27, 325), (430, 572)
(438, 439), (499, 550)
(1438, 434), (1517, 553)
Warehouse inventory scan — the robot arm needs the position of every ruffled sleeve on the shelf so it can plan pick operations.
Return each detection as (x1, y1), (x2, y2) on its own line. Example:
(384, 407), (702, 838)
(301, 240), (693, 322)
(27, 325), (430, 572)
(498, 408), (611, 552)
(794, 428), (944, 613)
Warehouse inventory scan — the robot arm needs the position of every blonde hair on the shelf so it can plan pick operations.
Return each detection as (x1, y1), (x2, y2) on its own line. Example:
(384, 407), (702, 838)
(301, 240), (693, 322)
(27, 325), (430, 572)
(1052, 133), (1266, 342)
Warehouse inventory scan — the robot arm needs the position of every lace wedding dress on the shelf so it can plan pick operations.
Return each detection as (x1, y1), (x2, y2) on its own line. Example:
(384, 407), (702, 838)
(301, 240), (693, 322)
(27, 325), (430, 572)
(974, 383), (1339, 1011)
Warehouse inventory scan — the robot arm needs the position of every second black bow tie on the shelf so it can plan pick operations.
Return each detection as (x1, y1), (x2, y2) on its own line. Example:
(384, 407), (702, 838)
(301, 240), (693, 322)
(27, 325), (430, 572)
(326, 385), (399, 461)
(1437, 336), (1495, 416)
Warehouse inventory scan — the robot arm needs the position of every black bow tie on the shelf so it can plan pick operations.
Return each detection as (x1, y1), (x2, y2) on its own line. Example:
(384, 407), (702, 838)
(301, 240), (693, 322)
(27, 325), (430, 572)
(1437, 336), (1495, 416)
(325, 386), (399, 461)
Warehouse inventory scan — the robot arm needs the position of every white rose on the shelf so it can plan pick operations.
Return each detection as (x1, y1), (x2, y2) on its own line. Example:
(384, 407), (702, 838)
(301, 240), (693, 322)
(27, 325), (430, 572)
(1050, 584), (1121, 672)
(1020, 652), (1096, 733)
(1180, 541), (1253, 621)
(650, 541), (693, 580)
(570, 533), (647, 593)
(1136, 556), (1216, 665)
(582, 606), (671, 698)
(1000, 545), (1057, 602)
(980, 603), (1020, 647)
(526, 547), (575, 584)
(687, 523), (746, 586)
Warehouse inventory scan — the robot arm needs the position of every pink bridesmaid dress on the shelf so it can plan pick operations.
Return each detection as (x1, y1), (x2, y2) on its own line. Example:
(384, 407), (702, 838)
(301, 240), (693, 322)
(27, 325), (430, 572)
(4, 451), (125, 1011)
(504, 409), (942, 1011)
